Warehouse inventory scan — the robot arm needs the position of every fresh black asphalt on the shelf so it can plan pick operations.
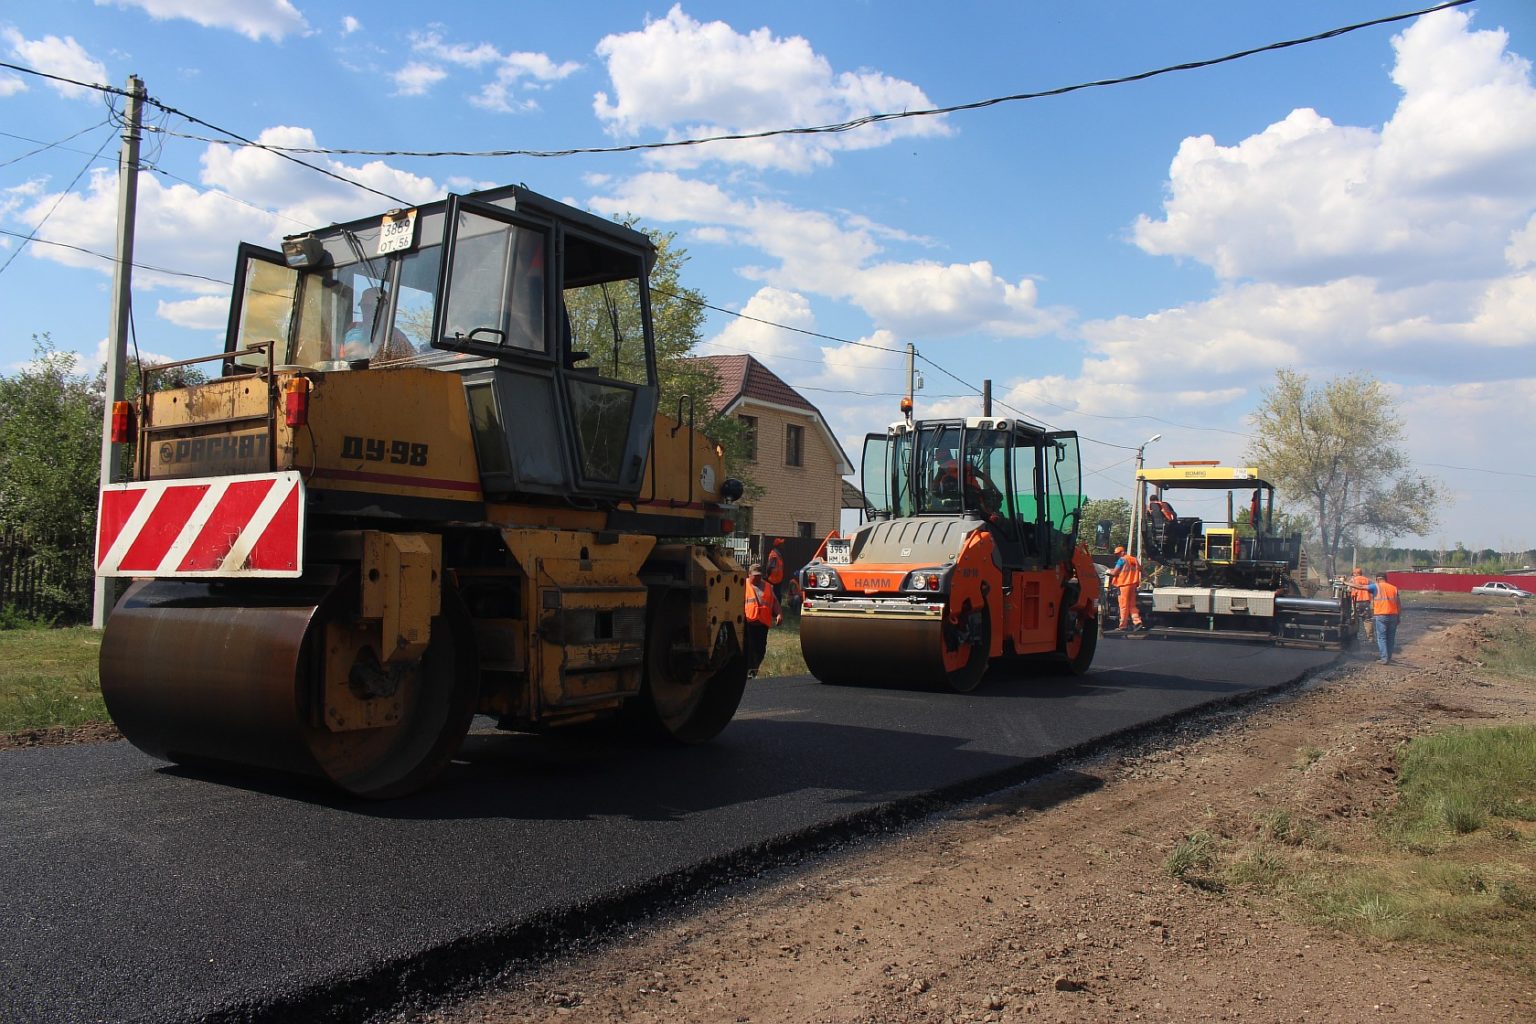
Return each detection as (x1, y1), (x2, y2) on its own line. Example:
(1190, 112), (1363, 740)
(1, 635), (1340, 1024)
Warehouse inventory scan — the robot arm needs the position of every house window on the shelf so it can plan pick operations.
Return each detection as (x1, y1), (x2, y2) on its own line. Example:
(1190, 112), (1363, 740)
(785, 423), (804, 467)
(739, 415), (757, 462)
(797, 521), (815, 539)
(734, 505), (753, 537)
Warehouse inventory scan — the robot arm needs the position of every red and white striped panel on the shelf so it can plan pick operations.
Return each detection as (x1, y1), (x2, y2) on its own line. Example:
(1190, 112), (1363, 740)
(96, 471), (305, 578)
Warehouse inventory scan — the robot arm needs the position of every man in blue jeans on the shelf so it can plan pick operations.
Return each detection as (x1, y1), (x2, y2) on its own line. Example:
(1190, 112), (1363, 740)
(1350, 570), (1402, 664)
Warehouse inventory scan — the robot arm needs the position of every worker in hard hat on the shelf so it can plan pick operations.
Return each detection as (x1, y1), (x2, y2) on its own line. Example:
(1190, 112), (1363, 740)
(764, 537), (787, 603)
(743, 561), (783, 679)
(1108, 545), (1144, 632)
(1349, 566), (1373, 641)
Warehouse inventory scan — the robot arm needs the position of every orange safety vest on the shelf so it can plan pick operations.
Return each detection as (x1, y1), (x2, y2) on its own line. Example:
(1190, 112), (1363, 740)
(1111, 554), (1141, 589)
(1372, 580), (1401, 616)
(745, 579), (779, 626)
(765, 548), (785, 585)
(1350, 574), (1371, 604)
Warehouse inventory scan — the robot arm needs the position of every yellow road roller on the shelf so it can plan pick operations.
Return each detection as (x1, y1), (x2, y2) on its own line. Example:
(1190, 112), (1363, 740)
(95, 185), (747, 797)
(798, 415), (1100, 691)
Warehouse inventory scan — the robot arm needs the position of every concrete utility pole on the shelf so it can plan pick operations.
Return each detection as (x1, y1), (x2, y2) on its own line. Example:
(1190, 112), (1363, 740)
(902, 342), (915, 426)
(1130, 433), (1161, 563)
(93, 75), (145, 629)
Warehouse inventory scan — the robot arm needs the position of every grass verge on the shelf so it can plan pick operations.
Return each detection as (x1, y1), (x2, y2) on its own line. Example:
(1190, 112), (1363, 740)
(1165, 617), (1536, 973)
(0, 626), (107, 733)
(758, 614), (809, 679)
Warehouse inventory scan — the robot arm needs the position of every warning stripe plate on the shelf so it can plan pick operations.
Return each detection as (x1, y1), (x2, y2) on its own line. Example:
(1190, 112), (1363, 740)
(96, 471), (305, 578)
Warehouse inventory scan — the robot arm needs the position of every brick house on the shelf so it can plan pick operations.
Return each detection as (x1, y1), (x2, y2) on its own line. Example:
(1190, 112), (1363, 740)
(694, 354), (855, 554)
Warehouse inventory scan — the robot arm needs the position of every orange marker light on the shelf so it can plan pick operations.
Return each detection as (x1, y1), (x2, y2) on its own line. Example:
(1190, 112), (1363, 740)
(110, 400), (136, 444)
(283, 377), (310, 428)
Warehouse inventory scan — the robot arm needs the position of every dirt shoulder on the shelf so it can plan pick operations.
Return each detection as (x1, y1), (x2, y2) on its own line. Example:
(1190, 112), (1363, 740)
(420, 609), (1536, 1024)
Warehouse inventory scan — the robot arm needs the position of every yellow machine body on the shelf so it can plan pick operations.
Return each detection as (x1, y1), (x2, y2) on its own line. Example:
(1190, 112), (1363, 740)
(97, 184), (748, 797)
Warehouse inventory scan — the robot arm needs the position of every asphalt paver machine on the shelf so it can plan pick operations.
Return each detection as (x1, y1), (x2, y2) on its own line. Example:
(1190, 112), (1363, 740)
(1129, 462), (1353, 647)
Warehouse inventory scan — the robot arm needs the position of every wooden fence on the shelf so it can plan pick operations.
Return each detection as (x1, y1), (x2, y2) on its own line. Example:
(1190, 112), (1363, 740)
(0, 528), (93, 625)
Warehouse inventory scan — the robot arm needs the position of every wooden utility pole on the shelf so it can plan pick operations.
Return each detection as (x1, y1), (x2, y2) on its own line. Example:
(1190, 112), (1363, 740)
(982, 379), (992, 417)
(93, 75), (144, 629)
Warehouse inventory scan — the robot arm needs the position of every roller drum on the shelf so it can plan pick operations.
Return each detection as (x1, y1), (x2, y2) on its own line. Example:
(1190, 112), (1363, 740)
(101, 580), (330, 779)
(800, 611), (970, 691)
(101, 578), (477, 797)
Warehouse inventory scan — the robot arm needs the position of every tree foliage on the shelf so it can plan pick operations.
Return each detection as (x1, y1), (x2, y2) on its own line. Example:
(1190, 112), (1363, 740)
(1081, 497), (1132, 551)
(638, 226), (757, 495)
(0, 337), (103, 620)
(1245, 369), (1442, 576)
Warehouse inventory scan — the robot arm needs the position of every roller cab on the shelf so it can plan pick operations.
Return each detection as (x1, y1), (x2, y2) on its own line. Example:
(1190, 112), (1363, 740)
(97, 184), (748, 797)
(799, 417), (1100, 692)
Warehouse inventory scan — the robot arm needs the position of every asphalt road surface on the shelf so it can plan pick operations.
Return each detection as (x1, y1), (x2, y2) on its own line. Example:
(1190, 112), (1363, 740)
(1, 635), (1337, 1024)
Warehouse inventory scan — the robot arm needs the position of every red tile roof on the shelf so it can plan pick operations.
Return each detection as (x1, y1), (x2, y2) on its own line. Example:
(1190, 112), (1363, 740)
(693, 354), (816, 415)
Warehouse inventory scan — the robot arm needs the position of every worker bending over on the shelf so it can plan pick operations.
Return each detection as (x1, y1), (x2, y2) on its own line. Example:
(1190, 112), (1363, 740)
(1350, 566), (1373, 641)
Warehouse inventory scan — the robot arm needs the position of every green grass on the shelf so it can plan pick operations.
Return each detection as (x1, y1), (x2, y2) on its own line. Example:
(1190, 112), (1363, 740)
(1384, 726), (1536, 849)
(757, 613), (810, 679)
(0, 626), (107, 732)
(1482, 619), (1536, 681)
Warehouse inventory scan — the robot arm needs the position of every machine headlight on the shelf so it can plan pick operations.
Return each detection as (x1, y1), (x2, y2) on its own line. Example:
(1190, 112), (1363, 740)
(906, 570), (944, 592)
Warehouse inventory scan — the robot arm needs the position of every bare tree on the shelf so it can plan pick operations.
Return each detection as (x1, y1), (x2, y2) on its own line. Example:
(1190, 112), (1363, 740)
(1245, 370), (1442, 577)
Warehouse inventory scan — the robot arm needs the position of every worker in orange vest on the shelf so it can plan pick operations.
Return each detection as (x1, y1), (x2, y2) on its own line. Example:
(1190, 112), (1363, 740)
(1108, 545), (1144, 632)
(744, 561), (783, 679)
(1349, 566), (1373, 641)
(1364, 570), (1402, 664)
(1348, 569), (1402, 664)
(764, 538), (786, 602)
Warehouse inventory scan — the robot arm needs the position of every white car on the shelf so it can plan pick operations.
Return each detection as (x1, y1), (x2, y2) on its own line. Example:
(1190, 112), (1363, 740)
(1470, 581), (1533, 598)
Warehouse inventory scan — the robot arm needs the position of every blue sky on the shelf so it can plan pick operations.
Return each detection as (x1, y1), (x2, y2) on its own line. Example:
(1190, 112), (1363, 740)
(2, 1), (1534, 551)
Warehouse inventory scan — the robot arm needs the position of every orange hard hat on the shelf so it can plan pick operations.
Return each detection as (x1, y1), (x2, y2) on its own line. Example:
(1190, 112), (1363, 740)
(1114, 546), (1126, 554)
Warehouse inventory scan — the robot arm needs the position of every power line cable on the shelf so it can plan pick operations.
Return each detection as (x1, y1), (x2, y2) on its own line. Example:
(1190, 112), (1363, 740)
(138, 96), (408, 206)
(123, 1), (1475, 161)
(653, 285), (909, 356)
(0, 120), (111, 169)
(0, 228), (232, 286)
(0, 125), (116, 279)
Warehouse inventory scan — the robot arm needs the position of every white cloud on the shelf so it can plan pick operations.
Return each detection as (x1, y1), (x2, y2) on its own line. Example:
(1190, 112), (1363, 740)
(590, 172), (1062, 340)
(708, 287), (815, 361)
(198, 125), (442, 226)
(404, 31), (580, 113)
(155, 295), (228, 330)
(3, 128), (447, 341)
(1508, 214), (1536, 268)
(393, 62), (447, 97)
(1132, 10), (1536, 290)
(0, 73), (25, 97)
(1071, 8), (1536, 409)
(94, 0), (309, 43)
(592, 5), (951, 172)
(2, 29), (108, 99)
(340, 16), (360, 36)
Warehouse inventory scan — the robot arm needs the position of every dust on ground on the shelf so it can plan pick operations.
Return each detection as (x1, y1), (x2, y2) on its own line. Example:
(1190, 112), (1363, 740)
(0, 720), (119, 749)
(419, 610), (1536, 1024)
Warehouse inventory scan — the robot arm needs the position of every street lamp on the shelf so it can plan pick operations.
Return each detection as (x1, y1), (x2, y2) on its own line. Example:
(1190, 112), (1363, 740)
(1130, 434), (1162, 562)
